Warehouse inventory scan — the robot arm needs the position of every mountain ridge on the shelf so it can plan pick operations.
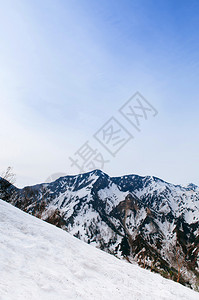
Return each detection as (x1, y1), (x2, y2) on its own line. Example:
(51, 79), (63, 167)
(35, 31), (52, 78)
(0, 169), (198, 290)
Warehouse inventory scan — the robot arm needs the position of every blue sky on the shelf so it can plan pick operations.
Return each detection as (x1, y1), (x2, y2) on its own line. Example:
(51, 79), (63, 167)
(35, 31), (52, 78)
(0, 0), (199, 187)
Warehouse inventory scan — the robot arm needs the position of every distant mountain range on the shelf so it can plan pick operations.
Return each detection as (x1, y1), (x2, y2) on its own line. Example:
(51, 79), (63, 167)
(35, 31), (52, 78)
(0, 170), (198, 290)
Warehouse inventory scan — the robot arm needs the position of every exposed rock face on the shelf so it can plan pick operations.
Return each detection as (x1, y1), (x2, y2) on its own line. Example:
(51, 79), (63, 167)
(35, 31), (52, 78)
(1, 170), (199, 289)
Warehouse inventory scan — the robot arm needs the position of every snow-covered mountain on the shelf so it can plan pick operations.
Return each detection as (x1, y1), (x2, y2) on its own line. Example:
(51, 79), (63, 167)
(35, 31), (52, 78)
(0, 199), (198, 300)
(0, 170), (199, 290)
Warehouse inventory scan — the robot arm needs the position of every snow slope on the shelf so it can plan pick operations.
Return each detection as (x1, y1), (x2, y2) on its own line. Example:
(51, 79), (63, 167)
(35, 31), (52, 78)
(0, 200), (198, 300)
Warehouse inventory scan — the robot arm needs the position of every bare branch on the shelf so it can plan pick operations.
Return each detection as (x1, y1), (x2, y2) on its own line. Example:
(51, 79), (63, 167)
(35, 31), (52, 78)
(1, 167), (16, 185)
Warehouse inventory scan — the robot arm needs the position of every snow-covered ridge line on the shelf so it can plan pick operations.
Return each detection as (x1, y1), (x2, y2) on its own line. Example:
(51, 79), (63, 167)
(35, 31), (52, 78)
(1, 169), (199, 290)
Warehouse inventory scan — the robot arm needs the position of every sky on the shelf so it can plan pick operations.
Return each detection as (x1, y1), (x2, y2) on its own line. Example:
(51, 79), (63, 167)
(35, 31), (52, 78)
(0, 0), (199, 187)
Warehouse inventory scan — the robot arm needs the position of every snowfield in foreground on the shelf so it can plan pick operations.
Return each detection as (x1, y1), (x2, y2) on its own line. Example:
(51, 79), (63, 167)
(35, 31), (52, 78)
(0, 200), (198, 300)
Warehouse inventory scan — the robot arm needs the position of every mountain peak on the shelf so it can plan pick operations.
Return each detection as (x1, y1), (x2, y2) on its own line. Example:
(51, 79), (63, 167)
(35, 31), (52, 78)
(187, 183), (198, 191)
(1, 170), (199, 290)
